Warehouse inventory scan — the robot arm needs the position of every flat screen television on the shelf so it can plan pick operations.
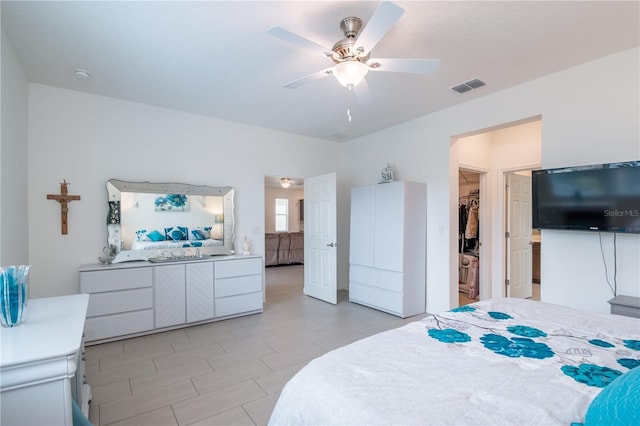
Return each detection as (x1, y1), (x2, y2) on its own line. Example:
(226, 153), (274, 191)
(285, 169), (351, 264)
(532, 161), (640, 234)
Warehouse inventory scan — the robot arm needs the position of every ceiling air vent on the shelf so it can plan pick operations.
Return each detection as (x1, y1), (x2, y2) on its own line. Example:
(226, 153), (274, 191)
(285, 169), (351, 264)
(451, 78), (486, 94)
(452, 84), (472, 94)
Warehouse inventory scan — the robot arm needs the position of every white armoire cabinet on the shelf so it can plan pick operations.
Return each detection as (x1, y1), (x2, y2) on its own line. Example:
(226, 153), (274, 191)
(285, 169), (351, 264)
(349, 181), (427, 318)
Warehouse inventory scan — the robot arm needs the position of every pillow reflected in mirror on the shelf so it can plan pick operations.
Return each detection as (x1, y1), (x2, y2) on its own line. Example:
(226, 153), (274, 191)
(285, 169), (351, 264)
(135, 229), (166, 242)
(164, 226), (188, 241)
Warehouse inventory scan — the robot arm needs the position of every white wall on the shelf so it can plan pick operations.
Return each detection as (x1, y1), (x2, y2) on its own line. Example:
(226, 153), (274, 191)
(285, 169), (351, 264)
(19, 47), (640, 314)
(27, 84), (339, 298)
(340, 47), (639, 314)
(0, 29), (29, 266)
(264, 186), (304, 233)
(537, 48), (640, 312)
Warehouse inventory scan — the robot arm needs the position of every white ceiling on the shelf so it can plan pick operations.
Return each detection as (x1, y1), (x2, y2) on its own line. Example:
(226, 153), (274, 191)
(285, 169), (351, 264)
(3, 1), (638, 142)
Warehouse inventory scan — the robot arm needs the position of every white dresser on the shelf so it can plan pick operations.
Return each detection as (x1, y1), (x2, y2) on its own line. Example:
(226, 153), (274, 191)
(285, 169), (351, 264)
(349, 181), (427, 318)
(79, 255), (263, 344)
(0, 294), (90, 426)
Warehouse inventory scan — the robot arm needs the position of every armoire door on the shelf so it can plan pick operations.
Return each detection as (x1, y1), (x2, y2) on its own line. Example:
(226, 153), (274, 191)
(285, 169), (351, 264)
(349, 185), (375, 267)
(373, 182), (404, 272)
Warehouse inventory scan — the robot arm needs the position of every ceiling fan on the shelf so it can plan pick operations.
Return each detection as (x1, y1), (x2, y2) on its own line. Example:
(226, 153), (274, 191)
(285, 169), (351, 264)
(268, 1), (440, 90)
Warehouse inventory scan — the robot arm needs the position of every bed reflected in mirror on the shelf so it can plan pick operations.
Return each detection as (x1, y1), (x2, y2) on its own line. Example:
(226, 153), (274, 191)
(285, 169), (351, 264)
(106, 179), (235, 262)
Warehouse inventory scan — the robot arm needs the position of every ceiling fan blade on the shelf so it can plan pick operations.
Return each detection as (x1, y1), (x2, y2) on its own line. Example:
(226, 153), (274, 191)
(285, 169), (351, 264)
(283, 68), (333, 89)
(354, 1), (404, 55)
(368, 58), (440, 74)
(268, 27), (336, 59)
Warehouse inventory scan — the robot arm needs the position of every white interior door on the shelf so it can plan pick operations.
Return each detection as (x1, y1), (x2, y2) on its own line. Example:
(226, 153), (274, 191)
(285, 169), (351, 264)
(304, 173), (337, 304)
(506, 172), (533, 298)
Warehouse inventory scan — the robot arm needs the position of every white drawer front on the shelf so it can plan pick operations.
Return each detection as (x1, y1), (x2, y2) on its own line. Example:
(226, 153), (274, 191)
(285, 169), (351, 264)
(349, 282), (402, 316)
(87, 287), (153, 317)
(215, 257), (262, 279)
(349, 265), (403, 293)
(84, 309), (154, 341)
(216, 274), (262, 298)
(81, 267), (152, 293)
(215, 292), (263, 318)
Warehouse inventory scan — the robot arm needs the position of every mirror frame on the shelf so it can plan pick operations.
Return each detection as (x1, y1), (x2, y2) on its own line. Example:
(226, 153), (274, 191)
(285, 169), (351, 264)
(107, 179), (235, 262)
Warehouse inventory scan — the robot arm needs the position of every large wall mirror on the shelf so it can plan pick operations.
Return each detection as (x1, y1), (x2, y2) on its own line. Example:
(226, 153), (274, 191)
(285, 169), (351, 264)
(106, 179), (235, 262)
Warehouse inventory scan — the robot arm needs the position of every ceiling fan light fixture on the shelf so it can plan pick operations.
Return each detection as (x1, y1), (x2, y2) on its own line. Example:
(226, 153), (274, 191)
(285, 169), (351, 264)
(280, 178), (292, 188)
(332, 61), (369, 88)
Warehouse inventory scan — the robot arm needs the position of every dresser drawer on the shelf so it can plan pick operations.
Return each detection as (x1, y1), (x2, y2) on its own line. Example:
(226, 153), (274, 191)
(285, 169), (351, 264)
(216, 274), (262, 298)
(87, 287), (153, 317)
(349, 265), (403, 293)
(215, 257), (262, 279)
(80, 267), (152, 293)
(349, 282), (402, 316)
(215, 292), (263, 318)
(84, 309), (154, 341)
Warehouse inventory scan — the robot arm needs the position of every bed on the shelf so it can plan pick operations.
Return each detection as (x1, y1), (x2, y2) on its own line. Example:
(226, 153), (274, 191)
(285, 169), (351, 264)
(269, 297), (640, 425)
(130, 226), (223, 250)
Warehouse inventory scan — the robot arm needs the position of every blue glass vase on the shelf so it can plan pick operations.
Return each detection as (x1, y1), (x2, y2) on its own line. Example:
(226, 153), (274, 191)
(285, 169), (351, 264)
(0, 265), (30, 327)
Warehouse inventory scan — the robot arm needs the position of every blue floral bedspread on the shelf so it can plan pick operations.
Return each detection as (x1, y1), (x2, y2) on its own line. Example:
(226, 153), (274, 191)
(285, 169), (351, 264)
(269, 298), (640, 426)
(430, 303), (639, 388)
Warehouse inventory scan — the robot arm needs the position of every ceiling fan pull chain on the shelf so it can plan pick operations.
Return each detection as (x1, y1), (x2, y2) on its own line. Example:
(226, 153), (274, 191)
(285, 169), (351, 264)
(347, 84), (354, 123)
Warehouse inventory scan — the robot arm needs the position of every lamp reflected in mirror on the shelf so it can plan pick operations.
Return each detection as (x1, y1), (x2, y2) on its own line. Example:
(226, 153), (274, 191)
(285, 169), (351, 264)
(280, 178), (292, 188)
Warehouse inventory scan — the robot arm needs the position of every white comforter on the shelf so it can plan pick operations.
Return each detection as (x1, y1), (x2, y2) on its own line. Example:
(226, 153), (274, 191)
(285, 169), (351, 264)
(269, 298), (640, 425)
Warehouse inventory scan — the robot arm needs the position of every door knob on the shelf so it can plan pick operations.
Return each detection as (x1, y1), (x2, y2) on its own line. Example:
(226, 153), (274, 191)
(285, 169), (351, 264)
(326, 242), (336, 247)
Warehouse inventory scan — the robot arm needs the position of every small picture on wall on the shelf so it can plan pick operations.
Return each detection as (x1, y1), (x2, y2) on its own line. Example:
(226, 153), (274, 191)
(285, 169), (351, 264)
(154, 194), (189, 212)
(108, 201), (121, 224)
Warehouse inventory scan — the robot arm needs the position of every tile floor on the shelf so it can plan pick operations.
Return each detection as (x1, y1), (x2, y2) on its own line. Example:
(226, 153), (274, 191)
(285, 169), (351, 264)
(85, 265), (423, 426)
(458, 283), (540, 306)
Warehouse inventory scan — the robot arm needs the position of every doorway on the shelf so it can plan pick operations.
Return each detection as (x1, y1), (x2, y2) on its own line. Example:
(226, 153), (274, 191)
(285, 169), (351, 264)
(262, 173), (339, 305)
(264, 176), (305, 298)
(504, 169), (540, 301)
(451, 117), (542, 307)
(458, 169), (483, 306)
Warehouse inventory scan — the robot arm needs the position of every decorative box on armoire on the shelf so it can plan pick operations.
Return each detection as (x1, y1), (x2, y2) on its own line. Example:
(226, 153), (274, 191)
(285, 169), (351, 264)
(349, 180), (427, 318)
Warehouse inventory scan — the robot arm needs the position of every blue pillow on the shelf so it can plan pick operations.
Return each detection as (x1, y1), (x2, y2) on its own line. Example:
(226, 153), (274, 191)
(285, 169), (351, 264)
(164, 226), (188, 241)
(147, 229), (165, 242)
(584, 366), (640, 426)
(135, 229), (148, 241)
(135, 228), (165, 242)
(191, 227), (212, 240)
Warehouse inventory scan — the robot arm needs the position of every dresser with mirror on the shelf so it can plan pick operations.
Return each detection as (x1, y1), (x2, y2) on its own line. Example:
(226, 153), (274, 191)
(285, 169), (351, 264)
(79, 179), (263, 344)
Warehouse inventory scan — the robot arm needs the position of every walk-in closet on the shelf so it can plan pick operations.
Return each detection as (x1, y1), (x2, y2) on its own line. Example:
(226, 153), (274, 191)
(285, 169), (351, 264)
(459, 170), (480, 301)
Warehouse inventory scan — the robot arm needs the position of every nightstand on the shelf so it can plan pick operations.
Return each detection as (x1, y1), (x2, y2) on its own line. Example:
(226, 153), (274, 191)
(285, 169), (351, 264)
(608, 296), (640, 318)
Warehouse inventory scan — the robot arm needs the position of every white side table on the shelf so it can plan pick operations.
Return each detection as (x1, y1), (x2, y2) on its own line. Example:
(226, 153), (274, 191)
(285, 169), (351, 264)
(1, 294), (89, 426)
(608, 295), (640, 318)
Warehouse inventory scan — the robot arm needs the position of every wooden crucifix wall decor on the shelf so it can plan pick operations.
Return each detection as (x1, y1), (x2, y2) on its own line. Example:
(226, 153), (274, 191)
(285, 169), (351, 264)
(47, 180), (81, 235)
